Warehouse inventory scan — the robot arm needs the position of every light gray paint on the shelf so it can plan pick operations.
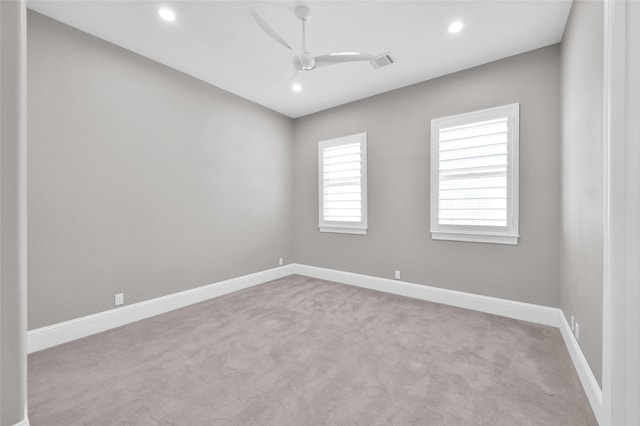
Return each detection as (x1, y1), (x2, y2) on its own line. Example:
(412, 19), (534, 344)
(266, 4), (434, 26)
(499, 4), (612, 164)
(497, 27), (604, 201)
(1, 1), (28, 424)
(27, 12), (294, 329)
(560, 0), (604, 386)
(293, 45), (562, 308)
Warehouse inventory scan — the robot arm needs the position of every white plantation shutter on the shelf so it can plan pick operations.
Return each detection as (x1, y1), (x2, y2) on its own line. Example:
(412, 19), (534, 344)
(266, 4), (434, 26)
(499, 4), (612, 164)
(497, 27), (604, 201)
(323, 143), (362, 222)
(318, 133), (367, 234)
(431, 104), (519, 244)
(438, 118), (508, 227)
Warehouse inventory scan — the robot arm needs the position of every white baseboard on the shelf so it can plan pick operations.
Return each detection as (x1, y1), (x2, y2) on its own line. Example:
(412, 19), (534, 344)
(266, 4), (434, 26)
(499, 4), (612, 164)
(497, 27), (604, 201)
(28, 264), (295, 353)
(293, 264), (561, 327)
(558, 312), (604, 424)
(293, 263), (603, 424)
(27, 262), (602, 425)
(29, 263), (560, 353)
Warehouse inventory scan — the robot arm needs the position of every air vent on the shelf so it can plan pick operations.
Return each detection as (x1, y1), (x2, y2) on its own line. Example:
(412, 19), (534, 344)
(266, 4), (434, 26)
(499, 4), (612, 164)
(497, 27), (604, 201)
(371, 52), (395, 69)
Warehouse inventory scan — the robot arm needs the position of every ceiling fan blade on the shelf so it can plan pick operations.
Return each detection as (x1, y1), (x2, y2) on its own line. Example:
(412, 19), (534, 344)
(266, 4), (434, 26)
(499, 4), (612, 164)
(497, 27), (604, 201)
(314, 52), (376, 68)
(251, 8), (299, 56)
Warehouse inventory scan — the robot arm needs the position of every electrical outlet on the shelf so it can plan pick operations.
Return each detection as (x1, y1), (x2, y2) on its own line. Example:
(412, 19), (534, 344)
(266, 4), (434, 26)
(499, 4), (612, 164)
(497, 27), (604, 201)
(570, 315), (575, 332)
(575, 322), (580, 340)
(279, 258), (283, 266)
(115, 293), (124, 306)
(394, 270), (401, 280)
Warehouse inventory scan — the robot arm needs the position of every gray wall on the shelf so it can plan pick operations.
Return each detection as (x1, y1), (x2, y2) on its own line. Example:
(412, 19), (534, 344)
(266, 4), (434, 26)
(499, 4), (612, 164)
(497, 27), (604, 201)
(27, 8), (603, 392)
(560, 0), (604, 386)
(1, 1), (28, 424)
(293, 45), (562, 307)
(27, 12), (294, 329)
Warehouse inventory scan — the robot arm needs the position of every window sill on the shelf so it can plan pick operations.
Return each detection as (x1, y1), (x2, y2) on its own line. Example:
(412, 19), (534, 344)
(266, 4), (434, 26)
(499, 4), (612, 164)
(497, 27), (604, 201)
(431, 231), (518, 245)
(320, 226), (367, 235)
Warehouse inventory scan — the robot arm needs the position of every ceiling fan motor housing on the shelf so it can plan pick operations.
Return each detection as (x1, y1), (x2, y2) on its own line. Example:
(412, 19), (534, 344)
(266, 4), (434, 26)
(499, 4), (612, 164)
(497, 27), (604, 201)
(294, 6), (311, 21)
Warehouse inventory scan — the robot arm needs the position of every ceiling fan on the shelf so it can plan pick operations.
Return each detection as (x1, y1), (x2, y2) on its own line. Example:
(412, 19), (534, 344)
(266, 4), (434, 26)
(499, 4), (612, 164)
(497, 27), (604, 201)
(251, 4), (376, 76)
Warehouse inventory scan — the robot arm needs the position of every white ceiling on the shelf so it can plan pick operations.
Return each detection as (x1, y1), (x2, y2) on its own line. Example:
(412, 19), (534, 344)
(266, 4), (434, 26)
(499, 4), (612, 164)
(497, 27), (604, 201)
(27, 1), (572, 118)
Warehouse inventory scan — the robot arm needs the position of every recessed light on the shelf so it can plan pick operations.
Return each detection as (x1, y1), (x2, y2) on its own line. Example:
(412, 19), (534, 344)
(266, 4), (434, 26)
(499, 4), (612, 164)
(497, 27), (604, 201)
(158, 8), (176, 22)
(292, 83), (302, 92)
(448, 21), (463, 34)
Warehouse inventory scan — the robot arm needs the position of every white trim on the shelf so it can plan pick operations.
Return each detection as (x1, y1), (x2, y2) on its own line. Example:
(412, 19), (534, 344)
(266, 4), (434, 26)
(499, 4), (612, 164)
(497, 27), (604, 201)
(20, 405), (29, 426)
(19, 0), (29, 420)
(558, 313), (604, 424)
(626, 3), (640, 423)
(293, 263), (558, 327)
(26, 262), (603, 422)
(318, 132), (368, 235)
(292, 263), (603, 421)
(602, 1), (640, 424)
(319, 226), (366, 235)
(431, 231), (518, 245)
(27, 264), (294, 353)
(601, 0), (615, 422)
(28, 263), (560, 351)
(430, 103), (520, 245)
(13, 404), (28, 426)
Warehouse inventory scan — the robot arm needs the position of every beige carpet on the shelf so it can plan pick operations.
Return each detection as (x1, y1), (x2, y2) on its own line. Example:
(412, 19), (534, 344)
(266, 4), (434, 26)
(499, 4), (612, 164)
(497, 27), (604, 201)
(28, 274), (596, 425)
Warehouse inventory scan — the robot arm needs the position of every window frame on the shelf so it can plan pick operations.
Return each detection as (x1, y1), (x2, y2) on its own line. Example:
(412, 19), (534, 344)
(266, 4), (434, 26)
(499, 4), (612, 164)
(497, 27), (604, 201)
(430, 103), (520, 245)
(318, 132), (368, 235)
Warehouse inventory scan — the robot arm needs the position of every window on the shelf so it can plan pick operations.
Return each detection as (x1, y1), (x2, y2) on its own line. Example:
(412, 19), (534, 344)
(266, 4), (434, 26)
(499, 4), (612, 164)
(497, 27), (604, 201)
(430, 103), (519, 245)
(318, 133), (367, 235)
